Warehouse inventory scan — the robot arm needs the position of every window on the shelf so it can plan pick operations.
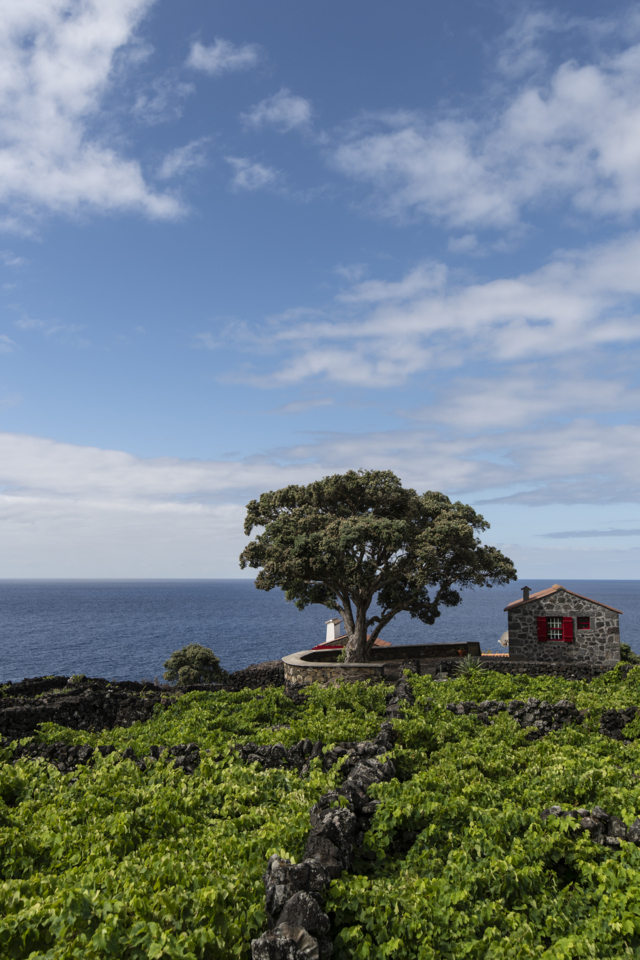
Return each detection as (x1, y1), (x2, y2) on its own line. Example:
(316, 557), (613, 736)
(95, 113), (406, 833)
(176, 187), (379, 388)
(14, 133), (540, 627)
(547, 617), (563, 640)
(537, 616), (574, 642)
(577, 617), (590, 630)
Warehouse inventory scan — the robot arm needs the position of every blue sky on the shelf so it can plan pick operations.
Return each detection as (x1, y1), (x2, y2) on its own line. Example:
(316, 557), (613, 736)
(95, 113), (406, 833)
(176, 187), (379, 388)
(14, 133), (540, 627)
(2, 0), (640, 578)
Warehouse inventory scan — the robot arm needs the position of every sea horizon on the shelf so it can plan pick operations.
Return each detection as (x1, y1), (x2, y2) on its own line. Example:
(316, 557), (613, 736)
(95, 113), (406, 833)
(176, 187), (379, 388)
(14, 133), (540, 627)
(1, 578), (638, 684)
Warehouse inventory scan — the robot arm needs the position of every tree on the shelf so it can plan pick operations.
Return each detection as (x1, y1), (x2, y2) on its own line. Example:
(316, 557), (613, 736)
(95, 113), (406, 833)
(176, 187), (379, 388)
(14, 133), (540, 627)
(163, 643), (228, 685)
(239, 469), (517, 663)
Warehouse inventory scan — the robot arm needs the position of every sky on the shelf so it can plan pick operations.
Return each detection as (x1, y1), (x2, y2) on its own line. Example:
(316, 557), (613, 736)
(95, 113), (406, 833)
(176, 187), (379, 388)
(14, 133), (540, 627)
(3, 0), (640, 578)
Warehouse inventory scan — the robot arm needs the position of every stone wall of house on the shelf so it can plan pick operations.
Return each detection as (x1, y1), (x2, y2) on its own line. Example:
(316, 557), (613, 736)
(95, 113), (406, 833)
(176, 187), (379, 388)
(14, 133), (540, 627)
(507, 590), (620, 665)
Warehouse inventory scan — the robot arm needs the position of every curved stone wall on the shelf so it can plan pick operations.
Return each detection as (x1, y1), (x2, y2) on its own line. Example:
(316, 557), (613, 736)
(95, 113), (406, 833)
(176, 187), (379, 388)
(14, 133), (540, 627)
(282, 650), (386, 690)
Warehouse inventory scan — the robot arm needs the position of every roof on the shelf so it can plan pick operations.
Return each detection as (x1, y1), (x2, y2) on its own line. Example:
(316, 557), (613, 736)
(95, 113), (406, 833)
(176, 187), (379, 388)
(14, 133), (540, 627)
(504, 583), (623, 614)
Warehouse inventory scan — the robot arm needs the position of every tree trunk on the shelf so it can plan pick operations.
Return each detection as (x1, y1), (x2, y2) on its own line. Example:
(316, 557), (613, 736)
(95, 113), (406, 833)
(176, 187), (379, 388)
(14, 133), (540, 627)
(343, 610), (369, 662)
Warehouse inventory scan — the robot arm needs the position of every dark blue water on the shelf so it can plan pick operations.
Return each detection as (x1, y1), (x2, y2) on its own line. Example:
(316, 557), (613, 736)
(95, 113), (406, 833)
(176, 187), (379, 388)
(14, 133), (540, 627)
(1, 579), (639, 683)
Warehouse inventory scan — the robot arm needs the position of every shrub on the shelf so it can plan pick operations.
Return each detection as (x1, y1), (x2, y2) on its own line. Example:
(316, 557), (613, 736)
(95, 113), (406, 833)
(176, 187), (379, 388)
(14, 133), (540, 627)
(455, 654), (487, 677)
(163, 643), (228, 685)
(620, 643), (640, 665)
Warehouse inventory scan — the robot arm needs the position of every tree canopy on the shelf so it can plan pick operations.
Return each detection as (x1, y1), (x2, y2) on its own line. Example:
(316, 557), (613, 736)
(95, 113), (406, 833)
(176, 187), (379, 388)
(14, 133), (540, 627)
(239, 469), (517, 662)
(163, 643), (228, 685)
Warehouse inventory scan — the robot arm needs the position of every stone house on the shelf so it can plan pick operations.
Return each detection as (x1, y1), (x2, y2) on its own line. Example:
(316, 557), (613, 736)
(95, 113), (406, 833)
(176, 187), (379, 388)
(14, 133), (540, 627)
(504, 584), (621, 666)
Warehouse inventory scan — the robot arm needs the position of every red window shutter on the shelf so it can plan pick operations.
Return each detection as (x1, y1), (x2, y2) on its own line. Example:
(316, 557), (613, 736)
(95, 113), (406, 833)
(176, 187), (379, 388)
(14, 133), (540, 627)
(562, 617), (574, 642)
(537, 617), (548, 641)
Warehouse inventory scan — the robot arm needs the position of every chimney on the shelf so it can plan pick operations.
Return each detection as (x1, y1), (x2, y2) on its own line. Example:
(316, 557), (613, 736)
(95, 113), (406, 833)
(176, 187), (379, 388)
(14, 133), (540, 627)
(325, 617), (343, 644)
(521, 586), (531, 602)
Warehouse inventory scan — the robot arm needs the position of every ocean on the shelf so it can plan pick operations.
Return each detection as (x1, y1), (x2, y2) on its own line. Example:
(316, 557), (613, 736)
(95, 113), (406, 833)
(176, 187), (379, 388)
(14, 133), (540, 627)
(1, 579), (639, 683)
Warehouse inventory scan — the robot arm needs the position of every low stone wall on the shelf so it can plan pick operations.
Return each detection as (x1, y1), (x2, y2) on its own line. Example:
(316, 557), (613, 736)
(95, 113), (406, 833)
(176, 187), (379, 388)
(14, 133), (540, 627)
(224, 660), (285, 691)
(0, 684), (175, 740)
(283, 649), (628, 692)
(0, 663), (286, 740)
(474, 658), (622, 682)
(283, 651), (387, 692)
(282, 645), (475, 690)
(0, 675), (156, 698)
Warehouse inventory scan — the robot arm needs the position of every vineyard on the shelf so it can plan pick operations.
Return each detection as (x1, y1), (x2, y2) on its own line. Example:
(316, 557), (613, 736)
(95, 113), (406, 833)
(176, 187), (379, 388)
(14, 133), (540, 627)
(3, 667), (640, 958)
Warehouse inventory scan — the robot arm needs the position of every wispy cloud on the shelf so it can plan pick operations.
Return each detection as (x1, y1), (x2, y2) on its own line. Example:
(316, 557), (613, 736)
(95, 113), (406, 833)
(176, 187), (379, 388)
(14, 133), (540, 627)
(241, 88), (313, 132)
(13, 315), (86, 345)
(193, 332), (218, 350)
(0, 250), (27, 268)
(495, 10), (563, 79)
(186, 38), (262, 76)
(448, 234), (478, 254)
(226, 156), (279, 191)
(158, 138), (210, 180)
(0, 335), (15, 354)
(0, 0), (183, 230)
(272, 398), (334, 415)
(404, 371), (640, 431)
(335, 264), (367, 282)
(336, 261), (446, 303)
(248, 233), (640, 387)
(132, 74), (195, 125)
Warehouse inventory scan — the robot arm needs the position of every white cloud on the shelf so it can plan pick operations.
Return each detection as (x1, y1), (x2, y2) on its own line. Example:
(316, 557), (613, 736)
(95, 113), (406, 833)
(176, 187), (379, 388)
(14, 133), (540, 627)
(405, 371), (640, 431)
(13, 315), (86, 343)
(337, 261), (447, 303)
(226, 156), (279, 191)
(0, 334), (15, 353)
(254, 233), (640, 387)
(5, 413), (640, 576)
(13, 317), (44, 331)
(158, 138), (210, 180)
(495, 10), (561, 79)
(0, 0), (182, 229)
(335, 263), (367, 282)
(475, 420), (640, 505)
(186, 38), (262, 76)
(241, 88), (313, 132)
(0, 431), (322, 576)
(193, 332), (218, 350)
(448, 234), (478, 254)
(0, 250), (27, 267)
(132, 74), (194, 125)
(269, 419), (640, 506)
(331, 38), (640, 229)
(0, 432), (316, 500)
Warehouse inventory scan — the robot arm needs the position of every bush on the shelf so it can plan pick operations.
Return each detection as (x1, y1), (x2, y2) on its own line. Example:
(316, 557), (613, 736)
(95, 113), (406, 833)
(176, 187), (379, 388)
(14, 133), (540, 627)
(620, 643), (640, 665)
(455, 654), (487, 677)
(163, 643), (228, 685)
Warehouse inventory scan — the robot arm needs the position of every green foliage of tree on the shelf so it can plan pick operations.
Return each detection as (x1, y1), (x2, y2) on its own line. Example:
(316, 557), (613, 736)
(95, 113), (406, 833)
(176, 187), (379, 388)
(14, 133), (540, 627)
(163, 643), (228, 685)
(239, 469), (517, 662)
